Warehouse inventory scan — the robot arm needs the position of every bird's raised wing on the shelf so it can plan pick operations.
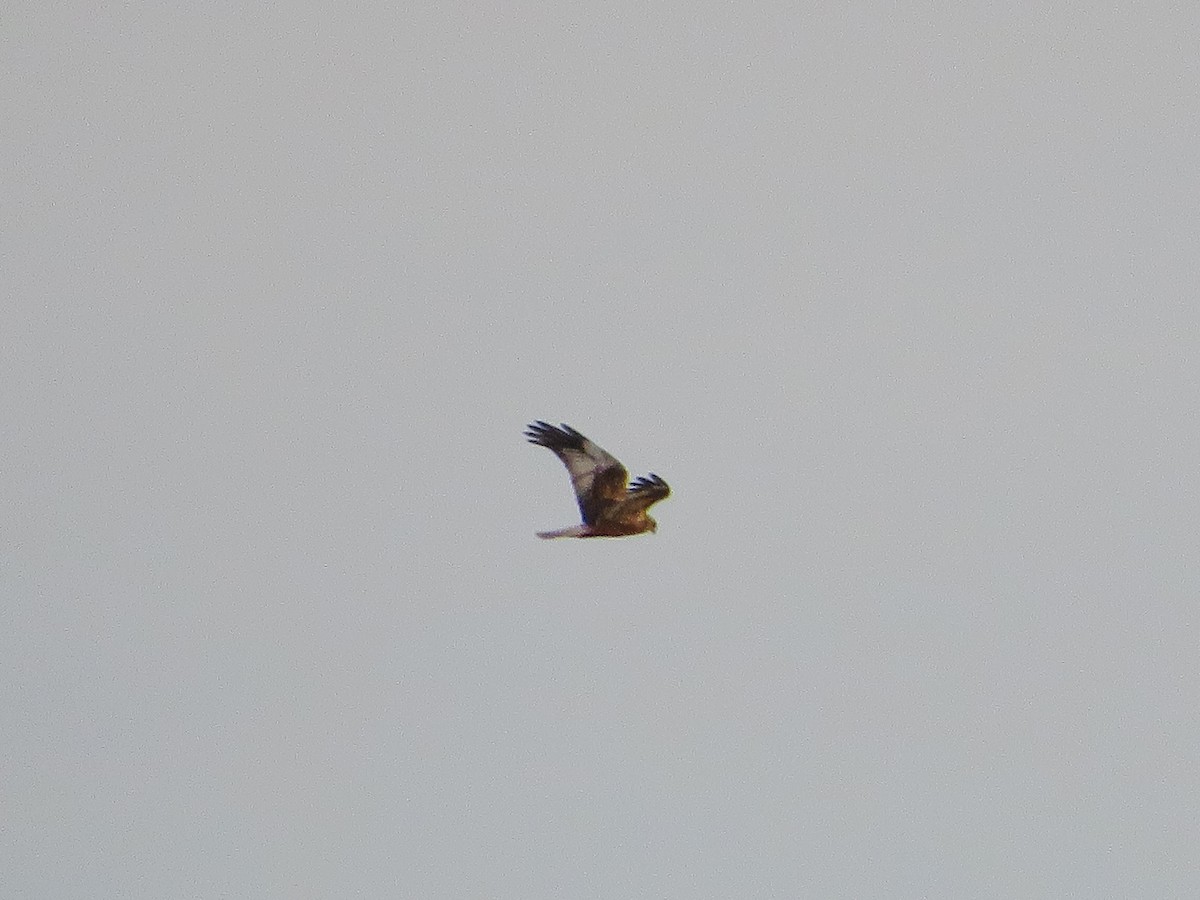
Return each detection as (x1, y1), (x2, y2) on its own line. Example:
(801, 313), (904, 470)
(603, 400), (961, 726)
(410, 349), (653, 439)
(624, 473), (671, 512)
(525, 421), (629, 525)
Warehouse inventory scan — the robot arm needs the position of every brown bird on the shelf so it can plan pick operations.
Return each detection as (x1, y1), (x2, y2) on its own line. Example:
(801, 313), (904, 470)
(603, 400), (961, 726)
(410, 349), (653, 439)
(525, 421), (670, 538)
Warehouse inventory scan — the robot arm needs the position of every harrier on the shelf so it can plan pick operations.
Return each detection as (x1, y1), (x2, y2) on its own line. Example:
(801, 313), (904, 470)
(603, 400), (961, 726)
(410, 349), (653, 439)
(525, 421), (670, 539)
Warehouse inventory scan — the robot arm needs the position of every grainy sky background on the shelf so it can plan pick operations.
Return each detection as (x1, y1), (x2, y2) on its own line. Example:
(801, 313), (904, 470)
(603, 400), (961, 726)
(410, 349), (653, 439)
(5, 2), (1199, 897)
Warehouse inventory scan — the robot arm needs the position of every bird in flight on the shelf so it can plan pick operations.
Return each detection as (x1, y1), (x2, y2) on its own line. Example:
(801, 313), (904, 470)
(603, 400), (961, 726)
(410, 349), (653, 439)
(525, 421), (670, 539)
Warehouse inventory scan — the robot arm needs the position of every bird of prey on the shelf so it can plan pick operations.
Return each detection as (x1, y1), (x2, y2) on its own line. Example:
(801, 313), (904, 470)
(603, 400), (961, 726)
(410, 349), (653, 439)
(525, 421), (670, 539)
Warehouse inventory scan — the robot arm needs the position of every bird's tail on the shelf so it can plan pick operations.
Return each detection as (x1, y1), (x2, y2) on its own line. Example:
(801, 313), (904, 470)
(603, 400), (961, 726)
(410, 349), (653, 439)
(536, 525), (589, 539)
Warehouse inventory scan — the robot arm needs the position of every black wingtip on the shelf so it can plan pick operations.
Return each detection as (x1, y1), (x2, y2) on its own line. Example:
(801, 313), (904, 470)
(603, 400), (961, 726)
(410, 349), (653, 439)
(525, 420), (587, 451)
(525, 420), (554, 443)
(628, 473), (669, 495)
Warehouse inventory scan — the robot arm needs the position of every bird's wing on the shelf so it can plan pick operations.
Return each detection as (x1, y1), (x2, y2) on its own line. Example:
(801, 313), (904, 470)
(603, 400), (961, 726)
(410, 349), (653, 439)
(623, 473), (671, 513)
(525, 421), (629, 525)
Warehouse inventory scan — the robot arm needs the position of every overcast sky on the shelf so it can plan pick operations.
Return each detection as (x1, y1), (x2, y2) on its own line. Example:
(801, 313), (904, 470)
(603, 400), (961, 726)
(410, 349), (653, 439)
(5, 3), (1199, 897)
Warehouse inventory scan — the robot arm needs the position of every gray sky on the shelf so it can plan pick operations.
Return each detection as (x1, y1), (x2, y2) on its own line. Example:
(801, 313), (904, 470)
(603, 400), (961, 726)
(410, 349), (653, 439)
(5, 2), (1199, 897)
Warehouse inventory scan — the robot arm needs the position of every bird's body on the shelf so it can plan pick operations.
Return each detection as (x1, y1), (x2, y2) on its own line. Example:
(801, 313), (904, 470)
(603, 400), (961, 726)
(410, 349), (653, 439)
(525, 421), (670, 539)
